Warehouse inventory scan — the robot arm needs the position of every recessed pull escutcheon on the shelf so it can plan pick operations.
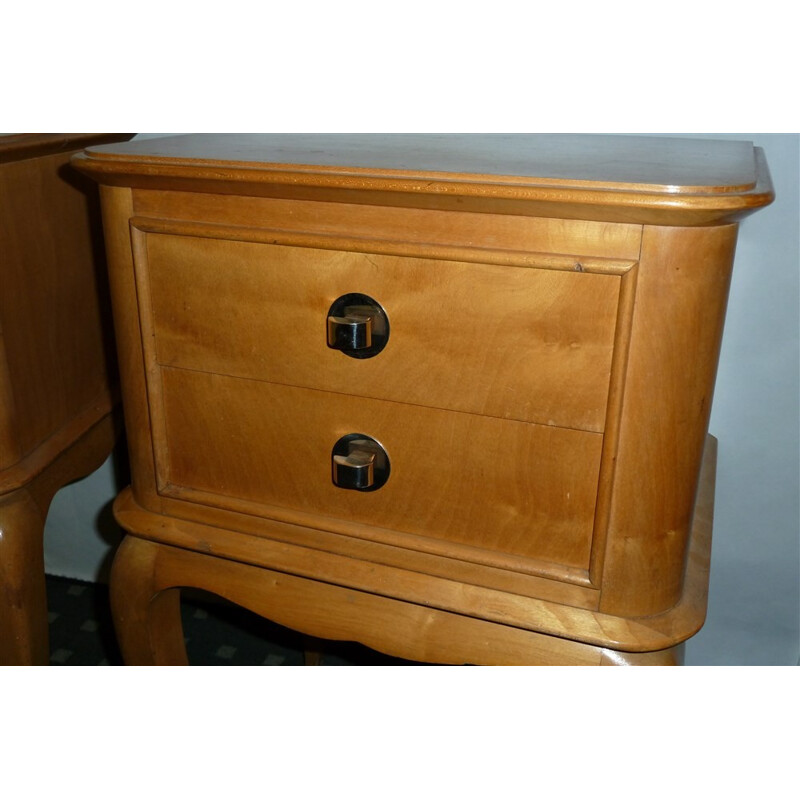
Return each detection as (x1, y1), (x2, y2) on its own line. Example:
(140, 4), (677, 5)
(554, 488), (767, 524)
(326, 293), (389, 358)
(331, 433), (390, 491)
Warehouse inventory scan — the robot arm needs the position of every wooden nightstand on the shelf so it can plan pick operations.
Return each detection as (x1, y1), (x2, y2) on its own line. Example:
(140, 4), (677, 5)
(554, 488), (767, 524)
(74, 134), (773, 665)
(0, 133), (133, 664)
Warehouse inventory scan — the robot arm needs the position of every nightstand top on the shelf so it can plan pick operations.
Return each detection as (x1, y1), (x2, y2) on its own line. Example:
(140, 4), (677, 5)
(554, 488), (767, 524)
(73, 133), (773, 225)
(0, 133), (134, 164)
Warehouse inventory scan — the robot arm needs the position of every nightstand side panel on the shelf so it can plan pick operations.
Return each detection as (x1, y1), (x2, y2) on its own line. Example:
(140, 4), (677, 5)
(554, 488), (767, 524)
(598, 223), (739, 617)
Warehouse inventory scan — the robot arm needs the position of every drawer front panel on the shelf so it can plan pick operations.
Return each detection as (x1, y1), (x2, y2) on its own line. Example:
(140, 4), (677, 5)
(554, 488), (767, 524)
(156, 367), (603, 571)
(143, 232), (622, 432)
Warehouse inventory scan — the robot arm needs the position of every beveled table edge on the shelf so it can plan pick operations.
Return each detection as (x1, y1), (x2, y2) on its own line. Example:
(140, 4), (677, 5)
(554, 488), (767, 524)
(71, 141), (774, 227)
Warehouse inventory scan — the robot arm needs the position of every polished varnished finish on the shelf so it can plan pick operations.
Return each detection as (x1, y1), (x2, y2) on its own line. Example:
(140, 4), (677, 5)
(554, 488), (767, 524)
(156, 368), (603, 571)
(0, 133), (132, 664)
(0, 414), (116, 664)
(598, 224), (740, 615)
(0, 133), (135, 166)
(78, 133), (759, 190)
(74, 133), (773, 226)
(110, 435), (717, 659)
(75, 134), (773, 665)
(141, 231), (622, 431)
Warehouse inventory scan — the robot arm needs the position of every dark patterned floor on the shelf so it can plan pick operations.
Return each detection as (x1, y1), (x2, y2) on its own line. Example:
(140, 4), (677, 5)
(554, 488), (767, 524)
(45, 574), (417, 665)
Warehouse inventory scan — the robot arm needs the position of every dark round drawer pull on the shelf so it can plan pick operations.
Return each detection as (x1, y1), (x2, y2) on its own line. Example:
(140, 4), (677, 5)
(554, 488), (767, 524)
(326, 293), (389, 358)
(331, 433), (390, 491)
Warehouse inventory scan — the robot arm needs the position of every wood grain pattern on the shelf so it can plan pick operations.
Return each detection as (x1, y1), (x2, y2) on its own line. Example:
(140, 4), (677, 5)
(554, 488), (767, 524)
(76, 135), (770, 665)
(109, 433), (717, 661)
(0, 148), (117, 468)
(0, 489), (48, 664)
(0, 133), (131, 664)
(142, 229), (623, 432)
(97, 186), (163, 512)
(154, 489), (600, 605)
(156, 367), (603, 572)
(73, 134), (774, 226)
(109, 534), (188, 665)
(0, 409), (118, 664)
(599, 225), (739, 616)
(0, 133), (134, 164)
(82, 133), (761, 192)
(109, 534), (604, 666)
(133, 191), (644, 260)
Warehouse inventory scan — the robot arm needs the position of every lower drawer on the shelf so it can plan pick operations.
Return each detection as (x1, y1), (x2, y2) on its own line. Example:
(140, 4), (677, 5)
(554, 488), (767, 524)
(154, 367), (603, 572)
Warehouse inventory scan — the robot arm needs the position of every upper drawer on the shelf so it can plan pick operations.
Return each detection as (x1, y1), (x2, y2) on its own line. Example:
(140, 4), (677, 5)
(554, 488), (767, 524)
(139, 229), (625, 431)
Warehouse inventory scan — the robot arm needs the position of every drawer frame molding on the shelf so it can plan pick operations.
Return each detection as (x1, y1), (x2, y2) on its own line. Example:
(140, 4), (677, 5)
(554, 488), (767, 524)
(128, 216), (639, 598)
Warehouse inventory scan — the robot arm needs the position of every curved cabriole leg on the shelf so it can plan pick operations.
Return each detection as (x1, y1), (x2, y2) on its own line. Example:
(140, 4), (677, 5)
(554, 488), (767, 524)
(108, 531), (692, 666)
(106, 532), (596, 665)
(110, 534), (325, 665)
(109, 535), (188, 665)
(0, 489), (48, 665)
(1, 413), (118, 665)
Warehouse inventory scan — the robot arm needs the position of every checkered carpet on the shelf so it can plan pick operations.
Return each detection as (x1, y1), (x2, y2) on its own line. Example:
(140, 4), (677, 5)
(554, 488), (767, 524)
(45, 575), (416, 665)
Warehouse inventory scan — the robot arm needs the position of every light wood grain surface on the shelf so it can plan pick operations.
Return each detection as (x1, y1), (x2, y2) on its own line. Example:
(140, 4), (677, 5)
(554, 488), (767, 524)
(75, 134), (774, 226)
(142, 230), (622, 432)
(109, 435), (717, 663)
(72, 134), (772, 664)
(0, 133), (131, 664)
(82, 133), (759, 192)
(157, 367), (603, 571)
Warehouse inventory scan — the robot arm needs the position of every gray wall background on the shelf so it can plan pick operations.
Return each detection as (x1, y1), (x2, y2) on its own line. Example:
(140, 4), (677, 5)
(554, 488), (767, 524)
(42, 133), (799, 666)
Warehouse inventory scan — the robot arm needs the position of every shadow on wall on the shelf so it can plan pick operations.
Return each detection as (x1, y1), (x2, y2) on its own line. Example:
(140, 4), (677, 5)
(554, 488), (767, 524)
(95, 436), (131, 583)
